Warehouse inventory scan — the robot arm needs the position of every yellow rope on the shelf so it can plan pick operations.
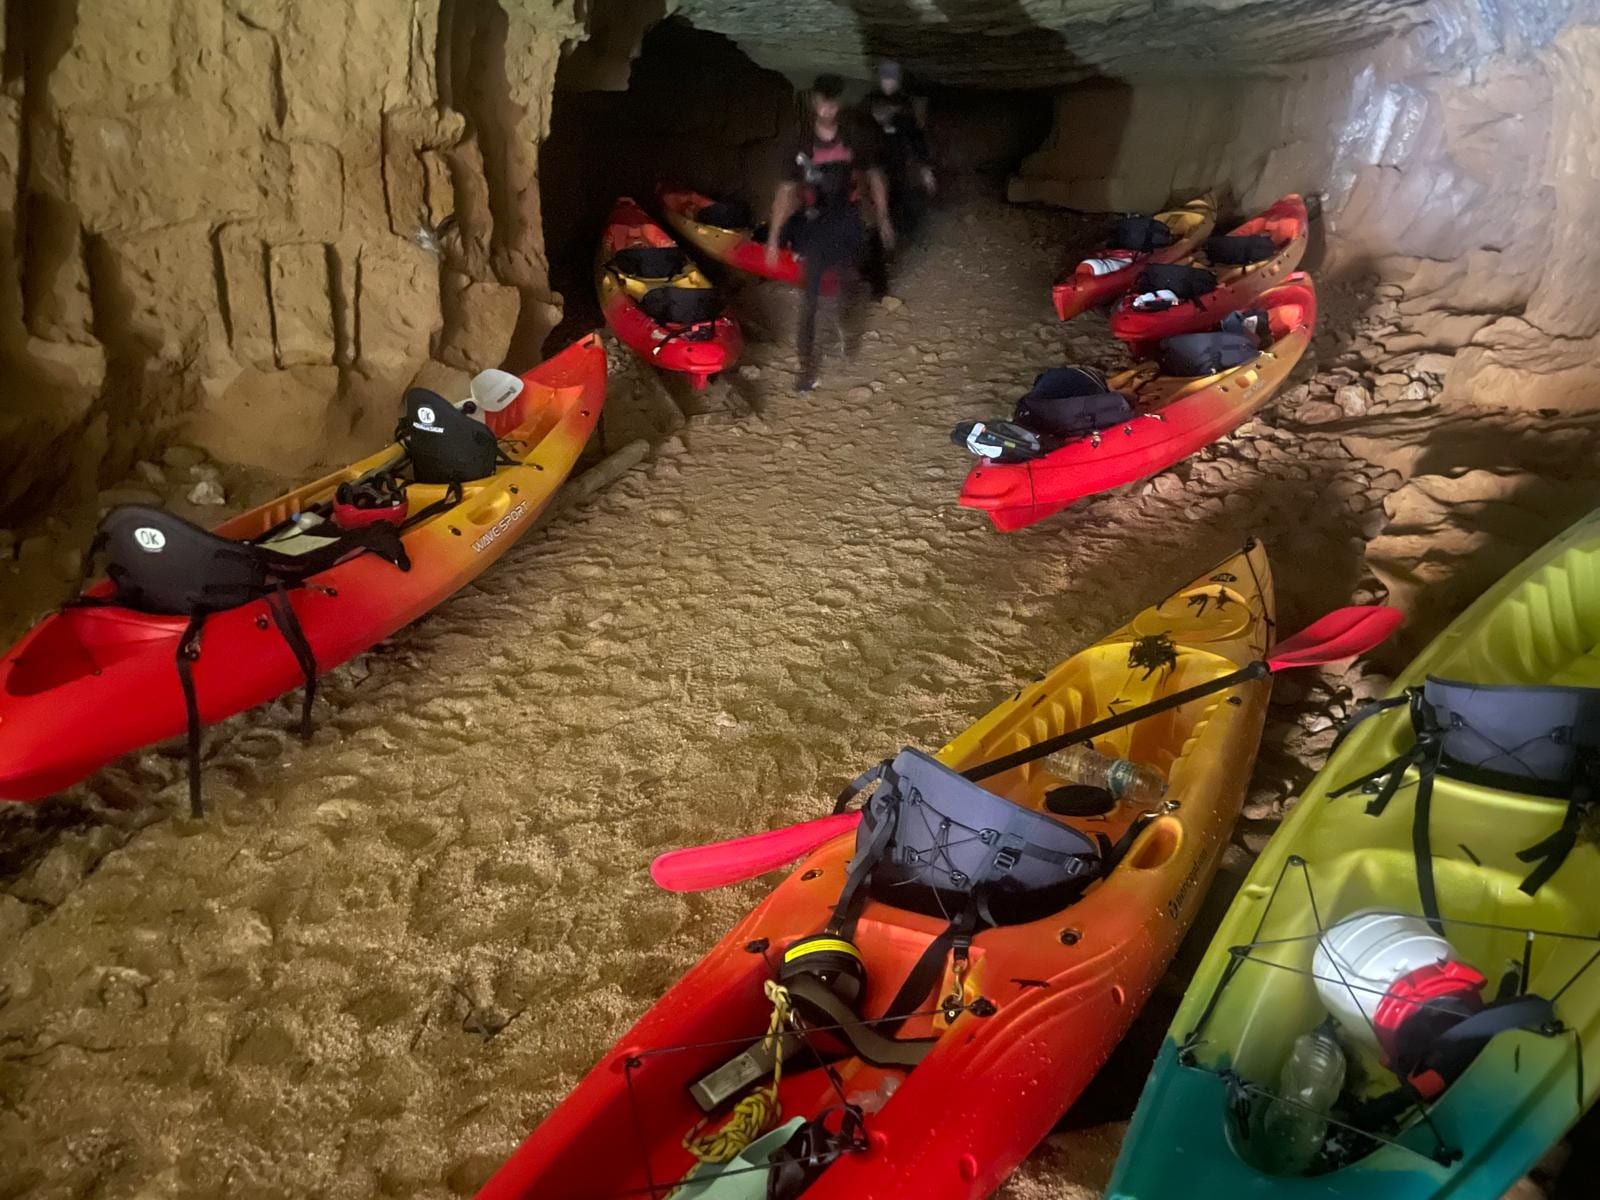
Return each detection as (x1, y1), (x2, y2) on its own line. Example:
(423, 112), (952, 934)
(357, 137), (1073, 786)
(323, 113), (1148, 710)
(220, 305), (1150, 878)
(680, 980), (792, 1166)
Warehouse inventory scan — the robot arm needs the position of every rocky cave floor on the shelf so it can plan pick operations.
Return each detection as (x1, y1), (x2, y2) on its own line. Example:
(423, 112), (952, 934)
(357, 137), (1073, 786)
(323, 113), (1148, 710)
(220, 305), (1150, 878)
(0, 190), (1588, 1199)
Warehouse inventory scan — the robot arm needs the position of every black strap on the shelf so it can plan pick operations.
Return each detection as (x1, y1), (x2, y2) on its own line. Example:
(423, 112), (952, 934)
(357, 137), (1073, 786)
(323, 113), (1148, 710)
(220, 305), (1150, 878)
(1412, 742), (1444, 933)
(174, 614), (208, 819)
(1516, 780), (1589, 895)
(784, 974), (936, 1068)
(266, 585), (319, 740)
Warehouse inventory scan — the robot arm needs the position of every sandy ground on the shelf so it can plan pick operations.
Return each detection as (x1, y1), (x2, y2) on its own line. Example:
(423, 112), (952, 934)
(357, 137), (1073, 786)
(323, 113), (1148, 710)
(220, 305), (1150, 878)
(0, 193), (1543, 1198)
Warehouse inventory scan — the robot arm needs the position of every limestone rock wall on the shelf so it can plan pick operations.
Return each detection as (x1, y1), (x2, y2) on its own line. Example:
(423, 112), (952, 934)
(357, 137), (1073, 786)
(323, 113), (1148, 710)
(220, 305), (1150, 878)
(1009, 1), (1600, 414)
(0, 0), (583, 527)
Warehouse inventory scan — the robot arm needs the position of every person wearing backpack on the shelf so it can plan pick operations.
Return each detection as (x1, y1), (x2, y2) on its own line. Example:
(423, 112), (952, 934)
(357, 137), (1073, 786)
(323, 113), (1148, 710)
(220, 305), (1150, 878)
(767, 74), (893, 392)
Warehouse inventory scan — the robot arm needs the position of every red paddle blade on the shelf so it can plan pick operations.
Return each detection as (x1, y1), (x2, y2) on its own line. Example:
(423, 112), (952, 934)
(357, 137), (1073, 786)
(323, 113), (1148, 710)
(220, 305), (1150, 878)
(650, 810), (863, 893)
(1266, 605), (1402, 671)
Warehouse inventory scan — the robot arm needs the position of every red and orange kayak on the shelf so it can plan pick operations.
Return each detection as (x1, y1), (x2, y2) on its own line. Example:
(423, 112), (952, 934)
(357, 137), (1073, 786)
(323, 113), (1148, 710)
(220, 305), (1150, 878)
(0, 335), (605, 803)
(962, 273), (1316, 531)
(479, 541), (1275, 1199)
(1051, 195), (1216, 321)
(1108, 194), (1308, 350)
(660, 186), (807, 288)
(598, 197), (742, 389)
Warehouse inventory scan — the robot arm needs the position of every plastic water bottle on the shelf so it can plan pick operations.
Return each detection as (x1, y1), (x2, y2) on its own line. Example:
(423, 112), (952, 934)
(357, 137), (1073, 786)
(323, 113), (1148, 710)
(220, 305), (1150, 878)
(1046, 745), (1168, 813)
(1258, 1023), (1346, 1175)
(845, 1075), (899, 1114)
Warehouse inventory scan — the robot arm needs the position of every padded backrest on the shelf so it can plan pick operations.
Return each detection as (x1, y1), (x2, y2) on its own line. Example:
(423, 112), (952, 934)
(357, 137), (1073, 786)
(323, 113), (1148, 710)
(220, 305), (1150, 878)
(610, 245), (689, 279)
(402, 388), (499, 485)
(96, 505), (268, 615)
(857, 748), (1102, 925)
(1425, 677), (1600, 792)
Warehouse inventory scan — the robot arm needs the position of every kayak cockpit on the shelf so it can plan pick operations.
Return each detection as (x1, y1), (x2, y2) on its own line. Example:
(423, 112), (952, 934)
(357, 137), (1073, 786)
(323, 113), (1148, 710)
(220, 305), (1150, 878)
(5, 605), (185, 696)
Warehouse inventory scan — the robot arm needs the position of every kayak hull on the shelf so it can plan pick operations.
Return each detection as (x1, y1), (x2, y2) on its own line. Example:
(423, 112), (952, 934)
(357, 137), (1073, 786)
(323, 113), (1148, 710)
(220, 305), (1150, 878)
(599, 197), (742, 388)
(963, 273), (1316, 531)
(1052, 194), (1217, 321)
(479, 543), (1276, 1200)
(1108, 194), (1308, 349)
(1109, 508), (1600, 1200)
(0, 335), (606, 801)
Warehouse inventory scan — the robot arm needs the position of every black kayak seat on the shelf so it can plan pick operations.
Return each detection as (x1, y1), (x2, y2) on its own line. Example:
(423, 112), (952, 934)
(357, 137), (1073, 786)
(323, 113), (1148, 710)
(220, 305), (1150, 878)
(1205, 233), (1276, 265)
(696, 199), (753, 230)
(400, 388), (500, 485)
(1134, 262), (1217, 300)
(609, 245), (690, 280)
(637, 285), (724, 328)
(1110, 215), (1176, 254)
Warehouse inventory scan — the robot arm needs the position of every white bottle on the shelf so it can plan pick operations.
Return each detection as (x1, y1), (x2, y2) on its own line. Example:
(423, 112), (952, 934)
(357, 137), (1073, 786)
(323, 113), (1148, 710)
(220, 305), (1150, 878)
(1047, 744), (1168, 812)
(1258, 1023), (1346, 1176)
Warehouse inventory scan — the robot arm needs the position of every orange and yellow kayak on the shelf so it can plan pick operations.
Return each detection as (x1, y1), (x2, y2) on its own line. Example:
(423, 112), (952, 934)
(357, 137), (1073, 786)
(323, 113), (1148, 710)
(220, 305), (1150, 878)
(480, 540), (1275, 1199)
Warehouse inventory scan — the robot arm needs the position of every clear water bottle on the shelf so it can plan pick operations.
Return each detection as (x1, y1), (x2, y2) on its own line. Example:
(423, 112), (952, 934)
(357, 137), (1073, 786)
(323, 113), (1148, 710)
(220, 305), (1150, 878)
(1258, 1022), (1346, 1176)
(1046, 744), (1168, 813)
(845, 1074), (899, 1114)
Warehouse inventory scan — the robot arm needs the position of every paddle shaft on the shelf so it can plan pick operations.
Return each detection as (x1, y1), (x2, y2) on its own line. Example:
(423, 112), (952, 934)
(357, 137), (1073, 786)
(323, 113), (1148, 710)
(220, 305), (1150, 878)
(963, 660), (1269, 782)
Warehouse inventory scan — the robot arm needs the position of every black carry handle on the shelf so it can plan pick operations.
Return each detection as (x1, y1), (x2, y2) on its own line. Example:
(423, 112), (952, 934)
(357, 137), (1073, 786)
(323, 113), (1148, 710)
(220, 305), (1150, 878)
(963, 660), (1268, 783)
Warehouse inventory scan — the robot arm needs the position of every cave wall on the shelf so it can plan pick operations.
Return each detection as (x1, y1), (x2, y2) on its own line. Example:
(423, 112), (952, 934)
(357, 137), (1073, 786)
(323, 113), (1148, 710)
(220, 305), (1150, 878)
(0, 0), (584, 527)
(1009, 3), (1600, 413)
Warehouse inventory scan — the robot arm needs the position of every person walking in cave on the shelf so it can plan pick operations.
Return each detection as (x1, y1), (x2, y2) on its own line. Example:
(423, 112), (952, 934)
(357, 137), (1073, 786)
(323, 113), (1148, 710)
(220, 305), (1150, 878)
(861, 60), (936, 299)
(766, 73), (893, 393)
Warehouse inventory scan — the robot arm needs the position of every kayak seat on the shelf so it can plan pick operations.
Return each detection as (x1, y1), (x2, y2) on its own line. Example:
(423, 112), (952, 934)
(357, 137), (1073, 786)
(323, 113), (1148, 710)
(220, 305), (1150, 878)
(1204, 234), (1276, 265)
(637, 285), (724, 329)
(1130, 263), (1217, 312)
(1110, 215), (1177, 254)
(696, 198), (753, 230)
(399, 388), (502, 486)
(1014, 366), (1135, 440)
(609, 245), (690, 280)
(82, 504), (411, 817)
(1156, 331), (1260, 378)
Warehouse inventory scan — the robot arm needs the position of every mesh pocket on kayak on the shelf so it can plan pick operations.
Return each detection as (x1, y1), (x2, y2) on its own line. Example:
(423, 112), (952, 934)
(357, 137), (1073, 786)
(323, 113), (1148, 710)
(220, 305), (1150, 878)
(1110, 215), (1177, 253)
(610, 245), (689, 279)
(638, 285), (724, 327)
(1205, 233), (1277, 264)
(696, 198), (753, 229)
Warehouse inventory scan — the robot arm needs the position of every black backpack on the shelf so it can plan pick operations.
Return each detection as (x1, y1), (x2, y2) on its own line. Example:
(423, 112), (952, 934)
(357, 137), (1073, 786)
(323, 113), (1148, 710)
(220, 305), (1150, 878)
(399, 388), (501, 485)
(1220, 306), (1273, 345)
(1204, 233), (1276, 265)
(84, 505), (411, 816)
(1133, 263), (1217, 305)
(1014, 366), (1135, 439)
(609, 245), (689, 280)
(1110, 215), (1177, 254)
(1156, 331), (1260, 377)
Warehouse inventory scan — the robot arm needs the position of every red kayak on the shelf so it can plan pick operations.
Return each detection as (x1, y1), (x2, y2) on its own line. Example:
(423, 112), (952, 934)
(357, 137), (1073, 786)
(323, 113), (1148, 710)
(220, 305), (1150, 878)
(598, 197), (742, 389)
(659, 186), (806, 287)
(0, 336), (606, 804)
(1107, 194), (1308, 350)
(962, 273), (1316, 531)
(1051, 194), (1215, 321)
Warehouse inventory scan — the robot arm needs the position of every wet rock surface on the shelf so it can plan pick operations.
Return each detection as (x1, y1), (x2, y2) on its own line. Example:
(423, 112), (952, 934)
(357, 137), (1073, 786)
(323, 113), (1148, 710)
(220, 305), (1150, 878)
(0, 194), (1592, 1197)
